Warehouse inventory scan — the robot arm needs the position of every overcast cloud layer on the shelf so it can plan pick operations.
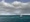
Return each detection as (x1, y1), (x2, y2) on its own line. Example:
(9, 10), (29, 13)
(0, 1), (30, 15)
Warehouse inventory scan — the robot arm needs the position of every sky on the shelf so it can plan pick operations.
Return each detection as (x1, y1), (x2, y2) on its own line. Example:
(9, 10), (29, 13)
(0, 0), (30, 3)
(0, 0), (30, 15)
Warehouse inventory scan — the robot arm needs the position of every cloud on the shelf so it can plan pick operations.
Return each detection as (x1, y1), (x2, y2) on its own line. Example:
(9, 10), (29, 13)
(12, 1), (29, 9)
(12, 1), (21, 5)
(0, 1), (15, 15)
(0, 1), (30, 15)
(12, 1), (30, 15)
(12, 1), (22, 9)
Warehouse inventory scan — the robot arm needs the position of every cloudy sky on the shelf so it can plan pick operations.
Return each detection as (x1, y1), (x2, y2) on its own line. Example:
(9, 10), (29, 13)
(0, 0), (30, 15)
(0, 0), (30, 2)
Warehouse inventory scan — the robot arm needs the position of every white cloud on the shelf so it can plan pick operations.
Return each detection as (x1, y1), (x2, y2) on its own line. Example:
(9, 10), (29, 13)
(12, 1), (22, 9)
(12, 1), (30, 15)
(0, 1), (15, 15)
(12, 1), (21, 5)
(0, 0), (30, 15)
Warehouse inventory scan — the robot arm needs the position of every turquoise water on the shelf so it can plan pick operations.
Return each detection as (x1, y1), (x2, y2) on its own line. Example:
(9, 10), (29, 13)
(0, 15), (30, 22)
(0, 15), (20, 22)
